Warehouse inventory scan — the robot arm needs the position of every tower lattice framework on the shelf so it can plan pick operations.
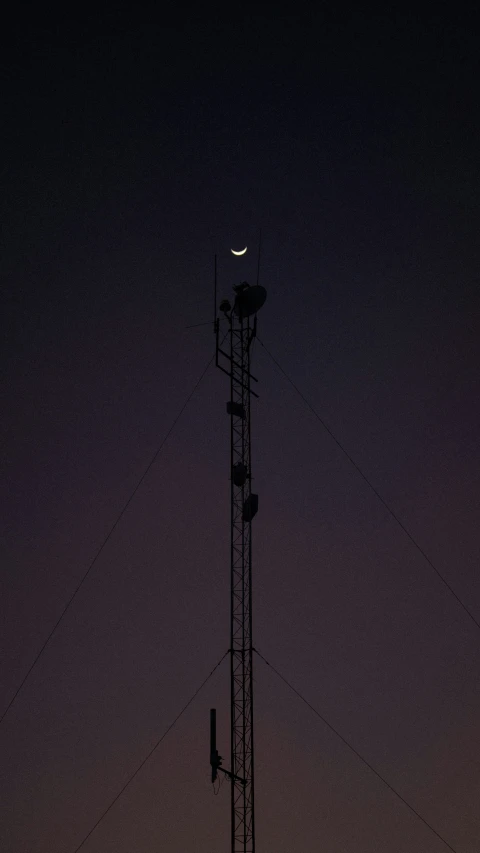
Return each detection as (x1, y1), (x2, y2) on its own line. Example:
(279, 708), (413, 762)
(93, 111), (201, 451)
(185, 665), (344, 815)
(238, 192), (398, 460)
(229, 312), (255, 853)
(216, 282), (260, 853)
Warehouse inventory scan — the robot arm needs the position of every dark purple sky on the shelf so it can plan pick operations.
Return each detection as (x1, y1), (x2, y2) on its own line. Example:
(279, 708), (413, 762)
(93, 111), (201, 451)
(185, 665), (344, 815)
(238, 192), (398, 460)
(1, 9), (479, 853)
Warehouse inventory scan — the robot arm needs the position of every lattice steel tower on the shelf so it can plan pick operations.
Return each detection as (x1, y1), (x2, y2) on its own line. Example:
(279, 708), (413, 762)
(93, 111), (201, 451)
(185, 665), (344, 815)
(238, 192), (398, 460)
(210, 274), (267, 853)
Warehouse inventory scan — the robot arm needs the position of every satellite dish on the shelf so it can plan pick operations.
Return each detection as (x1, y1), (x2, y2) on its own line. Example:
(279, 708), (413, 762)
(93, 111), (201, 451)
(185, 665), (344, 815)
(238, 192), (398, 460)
(234, 284), (267, 319)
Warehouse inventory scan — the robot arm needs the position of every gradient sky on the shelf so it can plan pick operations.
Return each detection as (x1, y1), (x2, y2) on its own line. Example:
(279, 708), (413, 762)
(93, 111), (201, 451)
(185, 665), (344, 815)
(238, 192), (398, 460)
(1, 9), (479, 853)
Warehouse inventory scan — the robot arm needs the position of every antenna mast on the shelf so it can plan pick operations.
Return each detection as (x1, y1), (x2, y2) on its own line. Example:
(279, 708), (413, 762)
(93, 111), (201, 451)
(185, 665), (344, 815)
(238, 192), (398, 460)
(212, 275), (267, 853)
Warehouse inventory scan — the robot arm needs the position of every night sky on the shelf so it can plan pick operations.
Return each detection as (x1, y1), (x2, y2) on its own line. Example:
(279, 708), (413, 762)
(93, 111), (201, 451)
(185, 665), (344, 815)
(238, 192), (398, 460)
(1, 9), (479, 853)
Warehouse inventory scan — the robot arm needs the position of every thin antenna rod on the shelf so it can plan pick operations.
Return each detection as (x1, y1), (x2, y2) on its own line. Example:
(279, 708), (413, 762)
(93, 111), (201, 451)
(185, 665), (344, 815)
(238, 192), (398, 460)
(256, 230), (262, 286)
(210, 708), (218, 783)
(214, 254), (218, 330)
(210, 708), (217, 755)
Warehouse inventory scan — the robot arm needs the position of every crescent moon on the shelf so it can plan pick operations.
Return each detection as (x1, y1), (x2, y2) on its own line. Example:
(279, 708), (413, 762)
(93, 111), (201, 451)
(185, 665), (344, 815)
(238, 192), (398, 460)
(231, 247), (247, 256)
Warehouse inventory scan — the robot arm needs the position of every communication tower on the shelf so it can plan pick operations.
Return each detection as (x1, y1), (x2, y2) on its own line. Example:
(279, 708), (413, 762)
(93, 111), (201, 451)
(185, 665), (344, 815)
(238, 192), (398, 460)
(210, 268), (267, 853)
